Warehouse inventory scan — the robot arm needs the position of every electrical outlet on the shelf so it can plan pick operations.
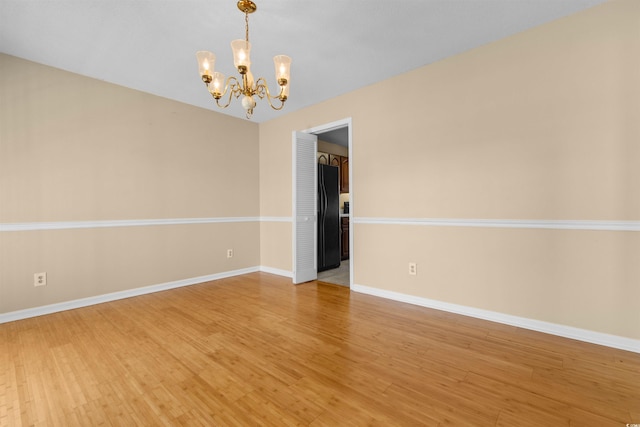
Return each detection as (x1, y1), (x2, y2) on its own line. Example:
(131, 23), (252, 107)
(408, 263), (417, 276)
(227, 249), (233, 258)
(34, 272), (47, 287)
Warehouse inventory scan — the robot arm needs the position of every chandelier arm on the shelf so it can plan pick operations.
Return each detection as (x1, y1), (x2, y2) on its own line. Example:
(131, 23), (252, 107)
(213, 90), (233, 110)
(212, 76), (243, 109)
(254, 78), (287, 111)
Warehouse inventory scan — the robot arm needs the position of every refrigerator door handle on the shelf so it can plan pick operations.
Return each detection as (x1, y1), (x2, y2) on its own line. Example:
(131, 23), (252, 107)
(318, 166), (326, 267)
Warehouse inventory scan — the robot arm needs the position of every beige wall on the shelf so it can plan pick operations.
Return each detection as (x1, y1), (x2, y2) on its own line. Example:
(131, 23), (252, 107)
(0, 54), (260, 313)
(318, 140), (348, 157)
(259, 0), (640, 339)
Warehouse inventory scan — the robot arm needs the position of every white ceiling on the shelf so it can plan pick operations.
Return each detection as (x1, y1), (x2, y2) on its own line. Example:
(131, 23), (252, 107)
(1, 0), (607, 124)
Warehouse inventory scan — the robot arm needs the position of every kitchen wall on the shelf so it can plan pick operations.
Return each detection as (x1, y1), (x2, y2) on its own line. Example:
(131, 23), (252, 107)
(339, 194), (350, 212)
(259, 0), (640, 342)
(0, 54), (260, 315)
(318, 140), (347, 157)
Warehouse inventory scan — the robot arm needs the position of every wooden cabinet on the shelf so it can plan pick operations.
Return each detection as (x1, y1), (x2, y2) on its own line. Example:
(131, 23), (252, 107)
(317, 152), (330, 165)
(340, 156), (349, 193)
(318, 151), (349, 194)
(341, 217), (349, 260)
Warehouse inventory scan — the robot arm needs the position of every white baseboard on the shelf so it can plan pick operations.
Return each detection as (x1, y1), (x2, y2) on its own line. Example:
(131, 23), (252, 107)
(351, 284), (640, 354)
(259, 266), (293, 278)
(0, 267), (259, 325)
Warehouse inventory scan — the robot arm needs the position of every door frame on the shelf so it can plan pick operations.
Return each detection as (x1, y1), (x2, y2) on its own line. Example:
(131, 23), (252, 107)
(297, 118), (353, 287)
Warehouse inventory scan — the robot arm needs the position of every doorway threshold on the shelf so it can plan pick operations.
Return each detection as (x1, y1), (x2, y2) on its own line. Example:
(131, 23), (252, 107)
(317, 261), (350, 287)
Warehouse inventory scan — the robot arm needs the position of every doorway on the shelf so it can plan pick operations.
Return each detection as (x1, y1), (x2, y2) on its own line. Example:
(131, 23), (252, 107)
(294, 118), (352, 287)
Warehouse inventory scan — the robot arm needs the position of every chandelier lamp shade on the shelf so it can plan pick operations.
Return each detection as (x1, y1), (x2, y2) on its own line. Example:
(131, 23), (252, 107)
(196, 0), (291, 119)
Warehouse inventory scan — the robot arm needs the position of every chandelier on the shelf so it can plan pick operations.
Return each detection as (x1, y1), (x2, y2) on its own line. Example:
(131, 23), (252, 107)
(196, 0), (291, 119)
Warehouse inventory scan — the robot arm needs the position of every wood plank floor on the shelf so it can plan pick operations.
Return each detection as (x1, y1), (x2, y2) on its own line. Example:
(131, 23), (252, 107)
(1, 272), (639, 426)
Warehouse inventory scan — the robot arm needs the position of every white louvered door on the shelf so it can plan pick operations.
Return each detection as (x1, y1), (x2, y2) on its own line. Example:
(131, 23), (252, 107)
(292, 131), (317, 284)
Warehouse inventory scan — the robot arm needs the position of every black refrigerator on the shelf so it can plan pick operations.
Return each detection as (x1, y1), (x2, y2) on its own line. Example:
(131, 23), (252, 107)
(317, 164), (341, 272)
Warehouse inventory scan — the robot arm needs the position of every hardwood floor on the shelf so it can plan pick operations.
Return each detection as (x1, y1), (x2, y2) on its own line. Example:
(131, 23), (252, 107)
(1, 272), (638, 426)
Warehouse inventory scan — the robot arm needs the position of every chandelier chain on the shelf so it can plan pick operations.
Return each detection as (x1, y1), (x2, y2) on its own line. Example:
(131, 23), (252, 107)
(245, 11), (250, 43)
